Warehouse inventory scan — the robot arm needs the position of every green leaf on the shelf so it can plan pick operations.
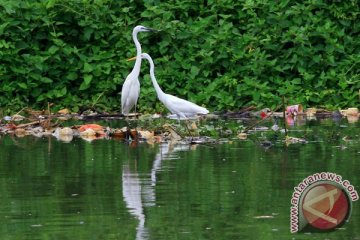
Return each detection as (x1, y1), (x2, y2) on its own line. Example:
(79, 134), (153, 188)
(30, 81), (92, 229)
(56, 86), (67, 97)
(46, 0), (56, 9)
(190, 66), (200, 77)
(0, 22), (10, 35)
(60, 86), (67, 95)
(66, 72), (78, 80)
(0, 0), (358, 111)
(84, 63), (93, 73)
(48, 45), (59, 54)
(18, 83), (27, 89)
(84, 74), (93, 85)
(79, 81), (90, 90)
(292, 78), (301, 84)
(40, 77), (53, 83)
(37, 94), (46, 102)
(83, 27), (93, 41)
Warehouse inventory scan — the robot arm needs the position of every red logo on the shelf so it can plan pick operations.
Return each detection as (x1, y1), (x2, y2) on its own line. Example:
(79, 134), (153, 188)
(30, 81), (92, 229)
(301, 183), (350, 230)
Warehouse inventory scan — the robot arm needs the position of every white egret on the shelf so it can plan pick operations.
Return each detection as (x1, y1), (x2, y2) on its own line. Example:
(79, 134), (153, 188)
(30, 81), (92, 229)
(128, 53), (209, 119)
(121, 25), (156, 115)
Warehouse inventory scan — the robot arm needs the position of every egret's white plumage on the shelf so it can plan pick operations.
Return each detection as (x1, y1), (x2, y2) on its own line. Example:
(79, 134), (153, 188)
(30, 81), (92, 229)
(121, 26), (154, 115)
(140, 53), (209, 119)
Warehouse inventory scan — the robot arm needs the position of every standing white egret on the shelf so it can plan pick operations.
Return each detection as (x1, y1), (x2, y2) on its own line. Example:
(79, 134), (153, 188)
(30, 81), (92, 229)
(121, 25), (156, 115)
(128, 53), (209, 119)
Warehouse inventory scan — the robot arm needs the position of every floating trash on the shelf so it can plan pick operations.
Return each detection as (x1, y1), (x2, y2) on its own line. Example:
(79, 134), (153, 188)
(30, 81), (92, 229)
(286, 104), (303, 116)
(12, 114), (26, 122)
(15, 128), (26, 137)
(237, 132), (247, 140)
(53, 127), (74, 142)
(285, 136), (307, 146)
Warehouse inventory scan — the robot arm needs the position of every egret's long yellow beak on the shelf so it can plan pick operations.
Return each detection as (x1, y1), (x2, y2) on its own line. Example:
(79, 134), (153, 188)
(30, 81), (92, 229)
(146, 27), (158, 32)
(126, 56), (137, 62)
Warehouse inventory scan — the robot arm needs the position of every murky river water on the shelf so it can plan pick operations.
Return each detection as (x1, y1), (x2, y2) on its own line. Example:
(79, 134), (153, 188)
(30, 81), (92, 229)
(0, 118), (359, 239)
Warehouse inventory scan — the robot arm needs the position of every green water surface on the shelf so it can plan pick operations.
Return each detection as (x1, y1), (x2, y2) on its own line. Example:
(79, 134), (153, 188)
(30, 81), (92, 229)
(0, 118), (359, 240)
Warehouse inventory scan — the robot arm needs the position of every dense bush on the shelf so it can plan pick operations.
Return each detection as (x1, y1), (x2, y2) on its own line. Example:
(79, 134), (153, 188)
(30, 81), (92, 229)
(0, 0), (359, 113)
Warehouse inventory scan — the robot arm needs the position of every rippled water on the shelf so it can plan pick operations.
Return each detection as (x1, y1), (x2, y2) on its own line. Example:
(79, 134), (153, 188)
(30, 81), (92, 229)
(0, 118), (359, 239)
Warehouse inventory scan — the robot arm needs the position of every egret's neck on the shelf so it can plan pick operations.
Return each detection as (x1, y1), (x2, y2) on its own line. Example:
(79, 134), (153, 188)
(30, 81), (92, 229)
(131, 30), (142, 74)
(148, 60), (165, 97)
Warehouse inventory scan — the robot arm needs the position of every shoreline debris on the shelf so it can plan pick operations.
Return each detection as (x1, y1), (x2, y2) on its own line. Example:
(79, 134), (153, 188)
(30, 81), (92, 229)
(0, 106), (358, 144)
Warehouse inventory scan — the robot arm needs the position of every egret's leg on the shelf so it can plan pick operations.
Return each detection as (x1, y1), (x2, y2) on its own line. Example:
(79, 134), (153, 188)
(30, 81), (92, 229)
(134, 102), (140, 122)
(124, 119), (131, 141)
(178, 114), (193, 139)
(133, 103), (139, 141)
(184, 120), (194, 139)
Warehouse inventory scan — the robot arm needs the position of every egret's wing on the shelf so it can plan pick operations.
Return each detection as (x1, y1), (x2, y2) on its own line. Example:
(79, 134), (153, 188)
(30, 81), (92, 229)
(133, 79), (140, 105)
(121, 77), (140, 114)
(163, 94), (209, 116)
(121, 79), (131, 110)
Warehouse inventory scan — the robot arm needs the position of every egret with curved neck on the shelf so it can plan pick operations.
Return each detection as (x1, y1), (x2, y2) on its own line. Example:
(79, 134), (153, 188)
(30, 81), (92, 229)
(121, 25), (155, 115)
(128, 53), (209, 119)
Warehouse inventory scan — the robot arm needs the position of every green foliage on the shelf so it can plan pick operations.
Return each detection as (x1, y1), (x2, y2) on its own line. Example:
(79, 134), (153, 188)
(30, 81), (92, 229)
(0, 0), (359, 113)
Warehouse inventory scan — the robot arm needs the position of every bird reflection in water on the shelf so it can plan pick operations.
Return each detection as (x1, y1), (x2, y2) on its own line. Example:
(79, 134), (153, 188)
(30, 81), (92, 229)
(122, 143), (193, 240)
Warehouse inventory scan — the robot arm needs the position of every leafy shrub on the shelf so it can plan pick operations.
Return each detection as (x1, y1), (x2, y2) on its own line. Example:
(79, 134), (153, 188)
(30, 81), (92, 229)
(0, 0), (359, 113)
